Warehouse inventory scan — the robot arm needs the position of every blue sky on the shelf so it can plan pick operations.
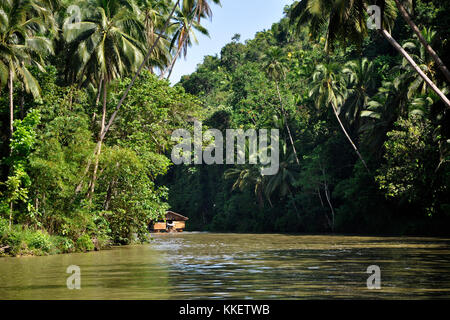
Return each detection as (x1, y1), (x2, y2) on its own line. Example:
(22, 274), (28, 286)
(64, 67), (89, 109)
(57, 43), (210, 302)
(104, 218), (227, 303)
(168, 0), (295, 84)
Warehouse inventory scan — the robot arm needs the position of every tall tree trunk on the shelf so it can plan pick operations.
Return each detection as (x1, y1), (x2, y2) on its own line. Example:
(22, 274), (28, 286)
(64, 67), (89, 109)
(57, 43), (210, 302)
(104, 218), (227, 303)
(161, 40), (184, 80)
(380, 29), (450, 108)
(9, 68), (14, 140)
(317, 188), (325, 208)
(323, 184), (334, 232)
(288, 187), (301, 219)
(9, 202), (13, 231)
(103, 162), (119, 210)
(20, 85), (25, 119)
(393, 0), (450, 83)
(35, 197), (39, 213)
(166, 50), (181, 80)
(161, 15), (195, 80)
(94, 78), (103, 115)
(266, 196), (274, 208)
(103, 178), (116, 211)
(320, 164), (335, 232)
(146, 18), (156, 74)
(331, 101), (370, 173)
(256, 188), (264, 209)
(75, 79), (103, 196)
(8, 69), (14, 230)
(276, 82), (300, 165)
(88, 79), (107, 203)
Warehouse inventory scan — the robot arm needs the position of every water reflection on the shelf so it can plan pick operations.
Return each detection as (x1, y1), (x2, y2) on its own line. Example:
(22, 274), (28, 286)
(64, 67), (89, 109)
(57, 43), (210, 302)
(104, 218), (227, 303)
(151, 233), (450, 299)
(1, 233), (450, 299)
(0, 245), (170, 299)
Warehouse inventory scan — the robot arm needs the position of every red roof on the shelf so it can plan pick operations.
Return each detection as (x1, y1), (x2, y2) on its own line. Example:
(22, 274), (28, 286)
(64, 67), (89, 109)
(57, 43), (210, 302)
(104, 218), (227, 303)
(165, 211), (189, 221)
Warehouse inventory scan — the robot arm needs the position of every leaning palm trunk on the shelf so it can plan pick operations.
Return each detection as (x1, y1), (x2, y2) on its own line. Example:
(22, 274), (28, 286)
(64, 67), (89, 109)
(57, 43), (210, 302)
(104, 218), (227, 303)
(161, 41), (184, 80)
(74, 78), (103, 195)
(146, 22), (155, 74)
(75, 79), (103, 196)
(9, 68), (13, 139)
(166, 46), (182, 80)
(331, 101), (370, 173)
(88, 79), (108, 203)
(380, 29), (450, 108)
(393, 0), (450, 83)
(161, 17), (194, 80)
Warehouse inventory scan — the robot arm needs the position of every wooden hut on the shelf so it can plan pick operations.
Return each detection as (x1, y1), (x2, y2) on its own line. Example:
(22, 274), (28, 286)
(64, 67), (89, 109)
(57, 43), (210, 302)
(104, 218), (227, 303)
(150, 211), (189, 233)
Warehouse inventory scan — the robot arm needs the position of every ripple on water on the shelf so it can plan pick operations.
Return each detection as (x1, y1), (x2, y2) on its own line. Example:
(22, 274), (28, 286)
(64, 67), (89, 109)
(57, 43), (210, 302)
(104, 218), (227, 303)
(2, 233), (450, 299)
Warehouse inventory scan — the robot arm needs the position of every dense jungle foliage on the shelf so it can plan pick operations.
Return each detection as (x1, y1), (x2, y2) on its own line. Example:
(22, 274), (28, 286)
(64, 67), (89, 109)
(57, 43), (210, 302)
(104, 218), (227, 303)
(0, 0), (207, 255)
(165, 0), (450, 235)
(0, 0), (449, 256)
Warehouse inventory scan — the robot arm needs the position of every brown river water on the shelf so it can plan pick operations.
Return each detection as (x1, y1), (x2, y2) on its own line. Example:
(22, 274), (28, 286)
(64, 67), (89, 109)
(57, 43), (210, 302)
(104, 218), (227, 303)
(1, 233), (450, 299)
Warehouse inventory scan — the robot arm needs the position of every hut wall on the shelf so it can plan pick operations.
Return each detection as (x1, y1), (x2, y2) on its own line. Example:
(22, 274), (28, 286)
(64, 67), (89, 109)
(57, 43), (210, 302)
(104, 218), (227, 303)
(174, 221), (185, 230)
(153, 222), (166, 231)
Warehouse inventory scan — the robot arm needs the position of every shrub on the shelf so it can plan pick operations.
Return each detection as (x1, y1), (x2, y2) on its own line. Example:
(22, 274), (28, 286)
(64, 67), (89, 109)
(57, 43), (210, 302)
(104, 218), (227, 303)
(26, 230), (53, 253)
(0, 218), (9, 238)
(76, 234), (94, 252)
(52, 236), (75, 253)
(4, 230), (22, 248)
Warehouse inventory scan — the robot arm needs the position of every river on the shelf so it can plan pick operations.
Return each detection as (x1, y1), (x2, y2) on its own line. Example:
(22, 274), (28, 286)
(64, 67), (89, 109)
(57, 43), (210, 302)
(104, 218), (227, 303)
(1, 233), (450, 299)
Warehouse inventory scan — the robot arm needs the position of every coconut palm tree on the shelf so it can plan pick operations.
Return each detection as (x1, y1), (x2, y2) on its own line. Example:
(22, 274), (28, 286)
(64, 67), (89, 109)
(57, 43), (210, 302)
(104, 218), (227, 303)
(360, 71), (414, 154)
(290, 0), (379, 52)
(73, 0), (182, 197)
(342, 58), (377, 133)
(361, 30), (446, 153)
(310, 62), (370, 172)
(183, 0), (221, 22)
(0, 0), (53, 139)
(183, 0), (219, 20)
(392, 0), (450, 83)
(224, 165), (267, 209)
(160, 0), (220, 79)
(160, 6), (209, 79)
(137, 0), (172, 73)
(0, 0), (53, 230)
(289, 0), (450, 108)
(224, 141), (271, 209)
(264, 140), (300, 216)
(171, 0), (221, 73)
(400, 27), (441, 100)
(64, 0), (146, 200)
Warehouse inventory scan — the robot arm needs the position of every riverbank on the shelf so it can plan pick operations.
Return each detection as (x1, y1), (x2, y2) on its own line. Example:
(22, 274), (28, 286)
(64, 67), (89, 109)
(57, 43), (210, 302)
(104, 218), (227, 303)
(3, 214), (450, 258)
(0, 218), (110, 257)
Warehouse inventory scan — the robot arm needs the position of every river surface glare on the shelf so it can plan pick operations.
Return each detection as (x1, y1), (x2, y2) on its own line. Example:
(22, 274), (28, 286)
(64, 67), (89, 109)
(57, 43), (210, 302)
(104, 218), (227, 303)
(1, 233), (450, 299)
